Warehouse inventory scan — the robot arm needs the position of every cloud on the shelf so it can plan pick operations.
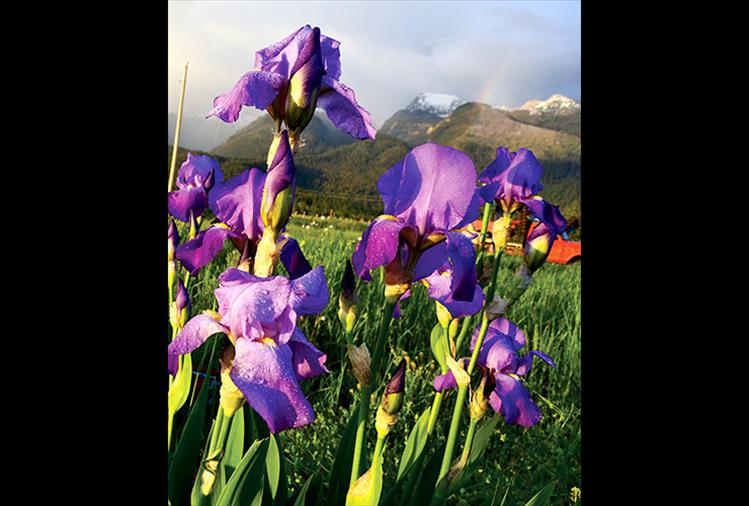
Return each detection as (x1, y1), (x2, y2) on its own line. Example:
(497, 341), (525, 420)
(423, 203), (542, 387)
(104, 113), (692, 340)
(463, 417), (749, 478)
(168, 1), (580, 123)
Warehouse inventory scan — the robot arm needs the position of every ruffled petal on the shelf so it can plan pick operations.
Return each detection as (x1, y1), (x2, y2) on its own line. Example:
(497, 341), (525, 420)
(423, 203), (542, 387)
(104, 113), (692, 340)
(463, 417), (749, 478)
(492, 373), (542, 428)
(220, 272), (295, 345)
(279, 235), (312, 279)
(477, 147), (513, 184)
(516, 350), (556, 376)
(175, 226), (235, 276)
(522, 197), (567, 236)
(168, 313), (227, 355)
(288, 328), (329, 381)
(230, 339), (316, 433)
(209, 168), (266, 241)
(207, 70), (286, 123)
(351, 216), (408, 280)
(176, 152), (224, 190)
(167, 187), (208, 222)
(316, 76), (376, 140)
(376, 143), (479, 236)
(289, 266), (329, 315)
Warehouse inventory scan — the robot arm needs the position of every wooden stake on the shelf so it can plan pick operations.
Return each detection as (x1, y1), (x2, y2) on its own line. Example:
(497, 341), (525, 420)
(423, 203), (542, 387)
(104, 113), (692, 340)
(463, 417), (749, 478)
(168, 62), (189, 192)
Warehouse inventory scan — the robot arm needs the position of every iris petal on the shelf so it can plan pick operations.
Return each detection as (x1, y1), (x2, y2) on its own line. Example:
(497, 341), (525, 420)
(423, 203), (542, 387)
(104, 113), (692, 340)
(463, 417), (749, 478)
(230, 339), (316, 433)
(168, 313), (227, 355)
(317, 76), (377, 140)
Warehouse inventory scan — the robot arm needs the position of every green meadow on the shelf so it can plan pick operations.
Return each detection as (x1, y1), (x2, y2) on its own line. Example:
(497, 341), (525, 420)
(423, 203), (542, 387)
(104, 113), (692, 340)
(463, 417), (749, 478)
(179, 214), (581, 505)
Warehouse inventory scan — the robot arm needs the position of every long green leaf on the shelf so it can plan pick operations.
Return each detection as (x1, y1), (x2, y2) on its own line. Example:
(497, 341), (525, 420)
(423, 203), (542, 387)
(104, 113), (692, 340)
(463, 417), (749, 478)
(396, 407), (431, 481)
(429, 323), (447, 372)
(468, 414), (500, 465)
(523, 480), (557, 506)
(216, 438), (269, 506)
(169, 353), (193, 416)
(291, 473), (316, 506)
(191, 415), (220, 506)
(265, 434), (281, 501)
(221, 408), (245, 482)
(168, 378), (211, 506)
(406, 442), (445, 505)
(326, 408), (360, 506)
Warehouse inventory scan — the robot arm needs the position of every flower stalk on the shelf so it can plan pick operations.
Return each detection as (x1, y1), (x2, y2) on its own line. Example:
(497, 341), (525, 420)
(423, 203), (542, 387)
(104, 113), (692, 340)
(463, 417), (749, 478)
(436, 248), (502, 487)
(350, 299), (396, 485)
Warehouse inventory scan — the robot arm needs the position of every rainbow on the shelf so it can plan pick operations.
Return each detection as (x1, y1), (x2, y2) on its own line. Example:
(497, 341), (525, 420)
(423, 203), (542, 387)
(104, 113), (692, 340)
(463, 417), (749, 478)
(475, 71), (504, 105)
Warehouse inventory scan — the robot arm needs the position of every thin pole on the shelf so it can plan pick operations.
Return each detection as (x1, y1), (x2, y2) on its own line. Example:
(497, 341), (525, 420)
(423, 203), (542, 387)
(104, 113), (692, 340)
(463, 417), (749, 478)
(168, 62), (189, 192)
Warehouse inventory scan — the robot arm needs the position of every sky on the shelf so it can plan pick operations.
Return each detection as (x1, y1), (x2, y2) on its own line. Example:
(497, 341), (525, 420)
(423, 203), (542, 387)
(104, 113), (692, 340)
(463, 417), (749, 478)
(168, 0), (580, 126)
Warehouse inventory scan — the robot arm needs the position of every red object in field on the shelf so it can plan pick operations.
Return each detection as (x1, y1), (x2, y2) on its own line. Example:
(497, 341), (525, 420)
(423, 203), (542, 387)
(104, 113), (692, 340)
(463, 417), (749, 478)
(472, 219), (581, 265)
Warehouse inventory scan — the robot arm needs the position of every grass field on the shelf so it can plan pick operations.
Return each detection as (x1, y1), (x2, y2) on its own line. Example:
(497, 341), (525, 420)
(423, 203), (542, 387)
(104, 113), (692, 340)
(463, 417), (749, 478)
(179, 213), (581, 505)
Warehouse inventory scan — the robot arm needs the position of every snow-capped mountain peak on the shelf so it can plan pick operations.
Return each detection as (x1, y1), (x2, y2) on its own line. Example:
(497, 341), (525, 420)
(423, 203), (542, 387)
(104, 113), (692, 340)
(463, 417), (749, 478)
(494, 94), (580, 115)
(406, 92), (465, 117)
(518, 94), (580, 115)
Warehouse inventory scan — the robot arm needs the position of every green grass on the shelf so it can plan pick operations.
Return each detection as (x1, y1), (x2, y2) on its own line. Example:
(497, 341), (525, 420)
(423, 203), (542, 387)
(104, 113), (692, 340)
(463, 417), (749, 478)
(179, 214), (581, 505)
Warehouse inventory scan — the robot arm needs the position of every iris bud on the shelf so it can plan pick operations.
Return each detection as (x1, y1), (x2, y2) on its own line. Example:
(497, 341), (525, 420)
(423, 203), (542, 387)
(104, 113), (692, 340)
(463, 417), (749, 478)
(338, 260), (358, 333)
(285, 27), (324, 138)
(381, 359), (406, 415)
(175, 278), (190, 327)
(524, 223), (554, 273)
(376, 359), (406, 438)
(261, 131), (296, 239)
(168, 220), (180, 262)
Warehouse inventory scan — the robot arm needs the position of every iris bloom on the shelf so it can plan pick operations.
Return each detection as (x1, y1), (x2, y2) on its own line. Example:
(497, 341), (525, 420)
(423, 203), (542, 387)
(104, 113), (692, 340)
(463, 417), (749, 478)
(351, 143), (481, 312)
(421, 230), (485, 318)
(168, 267), (329, 433)
(477, 147), (566, 235)
(167, 153), (223, 222)
(208, 25), (376, 141)
(433, 318), (555, 427)
(175, 132), (309, 277)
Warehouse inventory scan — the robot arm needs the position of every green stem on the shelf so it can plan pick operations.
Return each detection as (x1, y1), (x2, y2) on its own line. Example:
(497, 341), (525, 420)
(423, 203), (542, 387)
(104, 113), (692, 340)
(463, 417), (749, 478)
(350, 389), (371, 485)
(436, 250), (502, 485)
(459, 419), (479, 464)
(454, 316), (473, 357)
(370, 301), (397, 381)
(478, 202), (494, 249)
(350, 300), (396, 485)
(426, 391), (444, 436)
(373, 435), (386, 467)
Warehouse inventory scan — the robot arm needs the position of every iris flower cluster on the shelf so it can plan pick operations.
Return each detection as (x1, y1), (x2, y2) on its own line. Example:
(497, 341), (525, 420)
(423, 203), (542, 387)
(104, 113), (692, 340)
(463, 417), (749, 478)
(167, 22), (572, 506)
(168, 25), (376, 436)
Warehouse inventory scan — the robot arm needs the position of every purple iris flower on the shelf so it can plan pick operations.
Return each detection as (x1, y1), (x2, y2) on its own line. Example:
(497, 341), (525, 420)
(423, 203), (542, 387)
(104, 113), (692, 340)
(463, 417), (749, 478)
(477, 147), (567, 235)
(420, 231), (485, 318)
(351, 143), (481, 309)
(175, 150), (309, 278)
(208, 25), (376, 140)
(433, 318), (555, 428)
(168, 153), (224, 222)
(168, 267), (330, 433)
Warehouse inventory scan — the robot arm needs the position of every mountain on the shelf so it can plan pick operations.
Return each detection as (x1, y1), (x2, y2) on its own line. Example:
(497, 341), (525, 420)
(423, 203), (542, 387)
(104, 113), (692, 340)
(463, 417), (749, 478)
(427, 102), (580, 215)
(498, 94), (580, 137)
(380, 93), (465, 145)
(212, 112), (356, 161)
(171, 92), (581, 220)
(167, 111), (262, 152)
